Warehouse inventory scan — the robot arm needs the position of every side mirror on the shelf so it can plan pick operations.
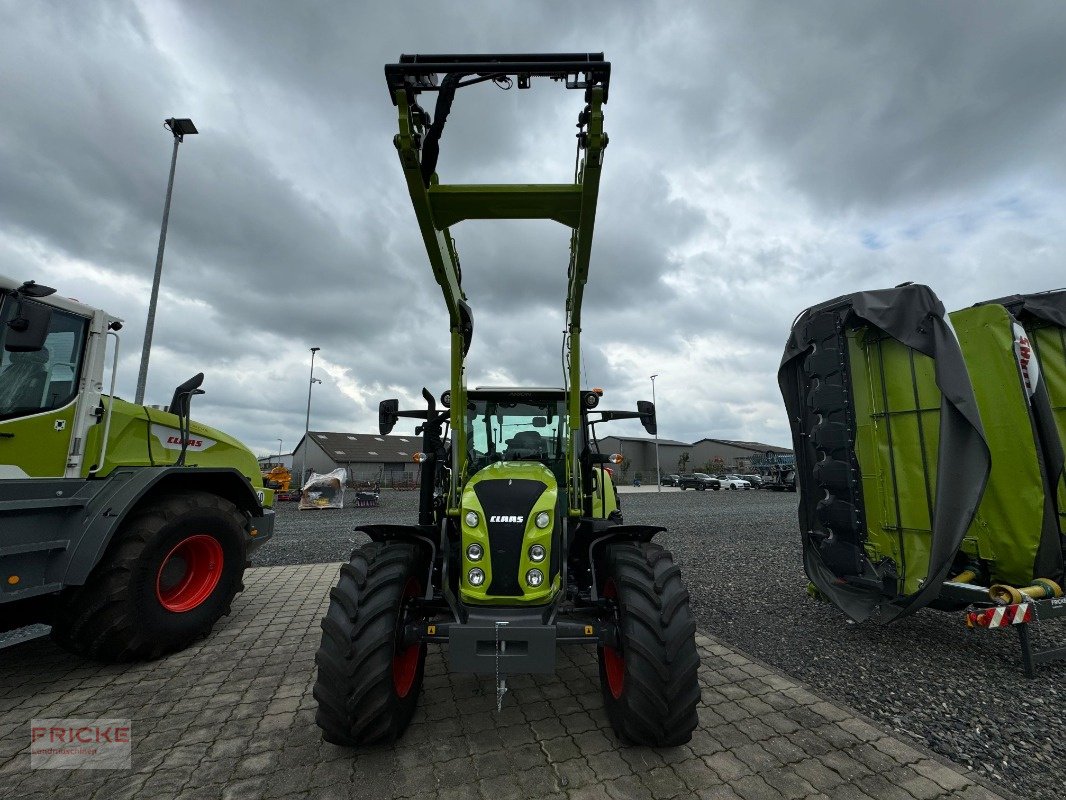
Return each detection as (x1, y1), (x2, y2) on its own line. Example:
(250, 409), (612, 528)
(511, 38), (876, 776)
(531, 416), (547, 428)
(379, 399), (399, 435)
(4, 300), (52, 353)
(637, 400), (657, 435)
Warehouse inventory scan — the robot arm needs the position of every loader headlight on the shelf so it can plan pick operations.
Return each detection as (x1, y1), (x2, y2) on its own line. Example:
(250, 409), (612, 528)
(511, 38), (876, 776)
(528, 544), (546, 562)
(468, 568), (485, 586)
(466, 543), (483, 561)
(465, 510), (479, 528)
(526, 569), (544, 587)
(535, 511), (551, 529)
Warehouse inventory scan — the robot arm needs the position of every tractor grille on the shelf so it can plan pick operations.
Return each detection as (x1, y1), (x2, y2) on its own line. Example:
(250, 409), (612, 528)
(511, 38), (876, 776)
(473, 479), (547, 596)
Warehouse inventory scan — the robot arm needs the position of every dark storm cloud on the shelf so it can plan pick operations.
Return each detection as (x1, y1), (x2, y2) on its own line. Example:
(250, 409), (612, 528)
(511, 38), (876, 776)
(674, 2), (1066, 211)
(3, 0), (1066, 455)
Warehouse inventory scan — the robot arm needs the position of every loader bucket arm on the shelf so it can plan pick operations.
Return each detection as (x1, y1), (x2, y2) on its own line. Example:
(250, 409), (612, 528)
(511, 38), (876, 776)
(386, 53), (610, 513)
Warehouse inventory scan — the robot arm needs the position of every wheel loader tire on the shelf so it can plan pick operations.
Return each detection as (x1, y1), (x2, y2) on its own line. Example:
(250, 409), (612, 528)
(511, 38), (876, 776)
(51, 492), (246, 662)
(597, 542), (700, 746)
(313, 541), (427, 746)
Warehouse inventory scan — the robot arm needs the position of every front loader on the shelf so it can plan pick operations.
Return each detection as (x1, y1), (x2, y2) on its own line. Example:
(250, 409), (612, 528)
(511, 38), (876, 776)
(313, 54), (700, 746)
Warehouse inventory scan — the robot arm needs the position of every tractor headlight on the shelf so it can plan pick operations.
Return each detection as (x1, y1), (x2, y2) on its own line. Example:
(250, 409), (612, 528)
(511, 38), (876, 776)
(466, 543), (483, 561)
(526, 569), (544, 587)
(468, 568), (485, 586)
(465, 510), (479, 528)
(528, 544), (546, 562)
(535, 511), (551, 529)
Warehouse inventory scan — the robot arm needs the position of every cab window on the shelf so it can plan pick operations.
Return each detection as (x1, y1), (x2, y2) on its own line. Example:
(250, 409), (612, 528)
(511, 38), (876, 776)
(0, 300), (88, 420)
(465, 395), (567, 471)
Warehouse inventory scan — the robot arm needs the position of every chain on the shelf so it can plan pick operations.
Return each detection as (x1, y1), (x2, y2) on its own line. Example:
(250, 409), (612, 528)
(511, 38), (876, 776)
(494, 620), (509, 712)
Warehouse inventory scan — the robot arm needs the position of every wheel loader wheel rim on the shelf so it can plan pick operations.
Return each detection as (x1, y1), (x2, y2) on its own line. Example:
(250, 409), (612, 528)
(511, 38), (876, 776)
(392, 576), (422, 698)
(156, 534), (224, 613)
(603, 579), (625, 699)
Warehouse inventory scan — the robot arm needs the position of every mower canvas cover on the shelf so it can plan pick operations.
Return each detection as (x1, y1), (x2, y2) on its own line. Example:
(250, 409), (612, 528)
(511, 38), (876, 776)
(779, 285), (990, 622)
(948, 304), (1065, 589)
(972, 291), (1066, 552)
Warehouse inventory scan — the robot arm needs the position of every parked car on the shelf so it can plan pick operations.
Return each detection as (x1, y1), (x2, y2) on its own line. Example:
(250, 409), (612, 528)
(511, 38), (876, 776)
(717, 474), (753, 490)
(660, 473), (681, 487)
(741, 474), (764, 488)
(678, 473), (721, 491)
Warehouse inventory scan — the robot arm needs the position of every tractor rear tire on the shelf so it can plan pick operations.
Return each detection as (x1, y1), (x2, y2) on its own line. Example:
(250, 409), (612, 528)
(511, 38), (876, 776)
(313, 541), (428, 746)
(597, 542), (700, 746)
(51, 492), (246, 662)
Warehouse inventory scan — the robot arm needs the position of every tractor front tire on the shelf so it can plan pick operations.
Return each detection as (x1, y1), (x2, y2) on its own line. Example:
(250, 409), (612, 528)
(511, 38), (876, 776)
(598, 542), (700, 746)
(51, 492), (246, 662)
(314, 541), (428, 746)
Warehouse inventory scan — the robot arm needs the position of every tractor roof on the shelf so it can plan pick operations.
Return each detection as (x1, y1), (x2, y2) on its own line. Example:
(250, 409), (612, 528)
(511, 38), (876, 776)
(471, 386), (565, 394)
(0, 273), (123, 326)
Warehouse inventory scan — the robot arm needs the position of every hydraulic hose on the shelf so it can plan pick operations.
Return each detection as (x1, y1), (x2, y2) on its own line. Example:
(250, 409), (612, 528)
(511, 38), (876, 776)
(948, 569), (978, 584)
(988, 578), (1063, 605)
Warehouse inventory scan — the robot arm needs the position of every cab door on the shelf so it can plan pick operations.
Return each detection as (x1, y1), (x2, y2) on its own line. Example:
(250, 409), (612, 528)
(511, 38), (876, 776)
(0, 299), (89, 478)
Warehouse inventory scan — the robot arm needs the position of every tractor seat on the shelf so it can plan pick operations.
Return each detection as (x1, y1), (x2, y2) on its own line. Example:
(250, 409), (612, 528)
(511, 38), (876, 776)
(505, 430), (546, 460)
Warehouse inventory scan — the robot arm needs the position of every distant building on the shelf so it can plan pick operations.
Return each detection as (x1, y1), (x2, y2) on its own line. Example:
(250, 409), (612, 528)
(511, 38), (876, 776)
(597, 435), (792, 483)
(690, 439), (793, 475)
(257, 452), (293, 470)
(291, 431), (421, 486)
(596, 436), (691, 484)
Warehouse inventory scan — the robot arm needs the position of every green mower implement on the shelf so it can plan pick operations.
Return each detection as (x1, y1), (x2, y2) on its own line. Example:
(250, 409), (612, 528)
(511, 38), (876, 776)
(0, 276), (274, 661)
(313, 53), (700, 746)
(779, 284), (1066, 675)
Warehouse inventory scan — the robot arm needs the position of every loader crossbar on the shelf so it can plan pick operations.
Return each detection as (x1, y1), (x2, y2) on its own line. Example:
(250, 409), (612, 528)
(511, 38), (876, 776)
(385, 53), (610, 103)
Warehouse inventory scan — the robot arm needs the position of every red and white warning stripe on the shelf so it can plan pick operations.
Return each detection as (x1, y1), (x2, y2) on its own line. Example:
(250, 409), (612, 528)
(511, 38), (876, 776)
(967, 603), (1034, 628)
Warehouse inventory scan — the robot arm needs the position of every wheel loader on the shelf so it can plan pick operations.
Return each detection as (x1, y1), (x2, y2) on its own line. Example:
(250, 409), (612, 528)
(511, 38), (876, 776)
(0, 276), (274, 661)
(313, 53), (700, 746)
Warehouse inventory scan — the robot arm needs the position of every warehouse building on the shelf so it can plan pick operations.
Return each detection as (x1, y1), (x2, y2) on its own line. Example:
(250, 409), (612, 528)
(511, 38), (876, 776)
(291, 431), (422, 487)
(256, 452), (293, 470)
(597, 435), (792, 483)
(691, 439), (793, 474)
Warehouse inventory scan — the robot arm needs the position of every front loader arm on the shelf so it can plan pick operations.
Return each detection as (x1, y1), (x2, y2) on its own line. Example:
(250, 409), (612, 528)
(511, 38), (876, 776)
(386, 53), (610, 512)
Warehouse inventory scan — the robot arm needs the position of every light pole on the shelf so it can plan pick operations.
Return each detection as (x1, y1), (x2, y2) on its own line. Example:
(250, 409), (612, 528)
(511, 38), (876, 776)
(135, 117), (198, 405)
(299, 347), (321, 486)
(650, 374), (660, 492)
(276, 438), (283, 464)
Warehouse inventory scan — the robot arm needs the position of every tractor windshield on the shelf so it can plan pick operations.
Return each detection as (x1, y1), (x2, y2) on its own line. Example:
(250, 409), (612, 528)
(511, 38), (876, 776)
(465, 395), (567, 471)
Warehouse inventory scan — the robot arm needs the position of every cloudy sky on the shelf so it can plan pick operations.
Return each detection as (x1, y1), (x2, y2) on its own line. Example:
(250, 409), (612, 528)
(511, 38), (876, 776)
(3, 1), (1065, 457)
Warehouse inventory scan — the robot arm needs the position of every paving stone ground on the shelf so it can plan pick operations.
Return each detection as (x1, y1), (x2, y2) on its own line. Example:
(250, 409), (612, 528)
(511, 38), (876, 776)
(0, 564), (1014, 800)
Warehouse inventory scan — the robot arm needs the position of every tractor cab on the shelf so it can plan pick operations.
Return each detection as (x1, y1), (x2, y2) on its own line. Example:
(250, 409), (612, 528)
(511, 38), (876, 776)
(465, 388), (567, 474)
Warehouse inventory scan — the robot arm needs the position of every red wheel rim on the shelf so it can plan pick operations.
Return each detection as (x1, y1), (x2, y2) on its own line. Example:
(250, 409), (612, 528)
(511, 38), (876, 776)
(603, 579), (625, 699)
(155, 535), (224, 613)
(392, 577), (422, 698)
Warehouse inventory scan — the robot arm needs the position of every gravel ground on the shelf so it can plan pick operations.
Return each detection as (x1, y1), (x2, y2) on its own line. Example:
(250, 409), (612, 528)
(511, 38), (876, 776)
(257, 488), (1063, 800)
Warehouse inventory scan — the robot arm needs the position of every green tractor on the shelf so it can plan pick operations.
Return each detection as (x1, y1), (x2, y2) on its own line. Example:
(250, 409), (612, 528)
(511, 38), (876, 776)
(0, 276), (274, 660)
(313, 54), (700, 746)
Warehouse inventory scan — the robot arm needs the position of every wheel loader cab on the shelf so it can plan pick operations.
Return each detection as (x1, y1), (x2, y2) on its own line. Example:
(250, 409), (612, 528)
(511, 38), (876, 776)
(460, 389), (568, 605)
